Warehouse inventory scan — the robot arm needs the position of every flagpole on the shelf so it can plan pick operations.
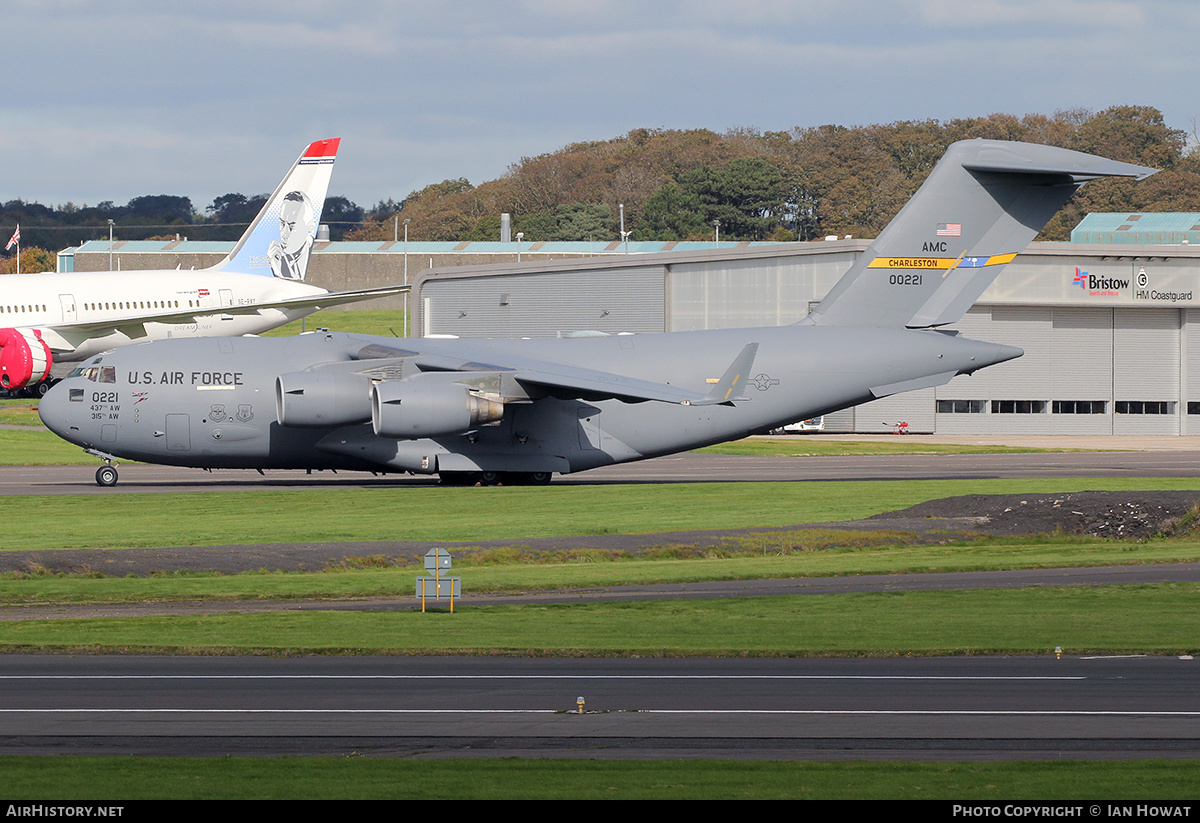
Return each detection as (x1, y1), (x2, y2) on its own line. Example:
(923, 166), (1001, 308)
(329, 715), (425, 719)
(6, 224), (18, 275)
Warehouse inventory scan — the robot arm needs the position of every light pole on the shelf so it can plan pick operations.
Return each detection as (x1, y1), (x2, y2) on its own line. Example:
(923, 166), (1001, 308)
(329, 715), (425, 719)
(713, 219), (720, 247)
(619, 203), (625, 253)
(108, 219), (114, 271)
(403, 218), (411, 338)
(516, 232), (524, 263)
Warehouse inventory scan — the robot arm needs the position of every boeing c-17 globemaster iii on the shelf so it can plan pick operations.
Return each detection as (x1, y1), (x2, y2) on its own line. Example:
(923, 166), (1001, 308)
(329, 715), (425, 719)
(39, 140), (1155, 486)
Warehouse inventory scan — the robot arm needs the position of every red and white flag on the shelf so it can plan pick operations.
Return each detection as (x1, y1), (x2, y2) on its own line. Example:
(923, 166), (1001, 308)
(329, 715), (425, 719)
(5, 225), (19, 251)
(936, 223), (961, 237)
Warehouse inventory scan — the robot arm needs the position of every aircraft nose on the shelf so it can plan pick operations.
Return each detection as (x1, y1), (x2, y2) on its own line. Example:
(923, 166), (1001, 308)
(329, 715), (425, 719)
(38, 381), (82, 443)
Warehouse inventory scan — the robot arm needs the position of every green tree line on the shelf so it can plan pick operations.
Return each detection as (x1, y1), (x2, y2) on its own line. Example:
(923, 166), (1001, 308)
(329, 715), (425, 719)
(4, 105), (1197, 274)
(350, 105), (1200, 244)
(0, 193), (380, 264)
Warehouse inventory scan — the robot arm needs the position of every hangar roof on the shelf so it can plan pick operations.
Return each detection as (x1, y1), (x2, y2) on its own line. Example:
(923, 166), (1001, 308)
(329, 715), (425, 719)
(1072, 212), (1200, 245)
(69, 239), (796, 256)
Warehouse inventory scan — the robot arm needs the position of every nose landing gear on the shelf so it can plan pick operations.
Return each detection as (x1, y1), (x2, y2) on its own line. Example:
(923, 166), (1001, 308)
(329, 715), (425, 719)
(85, 450), (121, 487)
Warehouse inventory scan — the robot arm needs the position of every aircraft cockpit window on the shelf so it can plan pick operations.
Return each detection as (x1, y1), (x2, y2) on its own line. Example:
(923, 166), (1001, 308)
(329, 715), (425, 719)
(78, 366), (115, 383)
(66, 366), (85, 379)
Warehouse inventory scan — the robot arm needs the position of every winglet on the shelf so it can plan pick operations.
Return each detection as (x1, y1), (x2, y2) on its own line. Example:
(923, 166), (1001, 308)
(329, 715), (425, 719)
(689, 343), (758, 407)
(210, 138), (341, 281)
(805, 140), (1157, 329)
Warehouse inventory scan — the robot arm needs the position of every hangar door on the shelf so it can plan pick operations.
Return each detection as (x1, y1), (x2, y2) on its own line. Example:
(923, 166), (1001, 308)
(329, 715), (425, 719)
(1113, 308), (1179, 435)
(935, 306), (1183, 435)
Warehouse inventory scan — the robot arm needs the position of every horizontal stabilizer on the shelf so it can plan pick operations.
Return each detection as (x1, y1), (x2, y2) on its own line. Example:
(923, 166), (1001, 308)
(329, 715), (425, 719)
(807, 140), (1157, 329)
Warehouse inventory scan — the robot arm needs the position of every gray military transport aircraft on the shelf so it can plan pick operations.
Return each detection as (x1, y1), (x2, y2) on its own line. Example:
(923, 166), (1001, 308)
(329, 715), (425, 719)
(40, 140), (1155, 486)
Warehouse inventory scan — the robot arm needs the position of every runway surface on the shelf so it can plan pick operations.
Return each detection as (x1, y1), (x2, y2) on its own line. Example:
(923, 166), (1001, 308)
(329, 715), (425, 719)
(7, 447), (1200, 494)
(2, 654), (1197, 760)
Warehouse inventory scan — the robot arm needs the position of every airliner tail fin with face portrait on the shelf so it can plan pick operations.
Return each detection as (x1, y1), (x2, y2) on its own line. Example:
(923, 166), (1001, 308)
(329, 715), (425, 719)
(212, 138), (340, 281)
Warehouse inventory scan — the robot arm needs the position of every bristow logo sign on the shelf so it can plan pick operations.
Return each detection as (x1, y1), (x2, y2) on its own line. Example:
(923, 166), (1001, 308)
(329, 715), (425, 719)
(1073, 267), (1128, 295)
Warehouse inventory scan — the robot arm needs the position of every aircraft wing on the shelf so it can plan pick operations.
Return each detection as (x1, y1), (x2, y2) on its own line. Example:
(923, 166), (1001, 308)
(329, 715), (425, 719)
(41, 285), (408, 350)
(512, 361), (715, 405)
(253, 284), (409, 312)
(510, 342), (756, 406)
(377, 340), (759, 406)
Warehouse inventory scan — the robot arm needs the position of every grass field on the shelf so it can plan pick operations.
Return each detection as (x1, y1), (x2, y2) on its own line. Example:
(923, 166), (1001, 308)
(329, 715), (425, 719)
(0, 400), (40, 427)
(2, 530), (1198, 603)
(4, 476), (1200, 550)
(4, 453), (1199, 797)
(260, 309), (410, 338)
(1, 757), (1196, 800)
(1, 582), (1197, 657)
(1, 475), (1199, 657)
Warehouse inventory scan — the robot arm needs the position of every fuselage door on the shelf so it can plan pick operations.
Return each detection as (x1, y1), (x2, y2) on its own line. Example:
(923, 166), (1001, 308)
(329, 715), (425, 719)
(59, 294), (77, 323)
(165, 413), (191, 451)
(219, 289), (234, 308)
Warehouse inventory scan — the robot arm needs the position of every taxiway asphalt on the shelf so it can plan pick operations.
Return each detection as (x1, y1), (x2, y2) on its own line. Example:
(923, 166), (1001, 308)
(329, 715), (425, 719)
(1, 654), (1197, 759)
(6, 447), (1200, 494)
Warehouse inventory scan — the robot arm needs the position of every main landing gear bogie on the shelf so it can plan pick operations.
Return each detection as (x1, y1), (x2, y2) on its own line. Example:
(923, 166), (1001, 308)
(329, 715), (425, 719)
(439, 471), (553, 487)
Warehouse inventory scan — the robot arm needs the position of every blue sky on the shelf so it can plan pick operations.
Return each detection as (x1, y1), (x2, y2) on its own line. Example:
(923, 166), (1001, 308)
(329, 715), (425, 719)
(1, 0), (1193, 213)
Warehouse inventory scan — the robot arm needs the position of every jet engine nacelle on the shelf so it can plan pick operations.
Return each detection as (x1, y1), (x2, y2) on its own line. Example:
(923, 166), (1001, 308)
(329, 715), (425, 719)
(371, 376), (504, 438)
(0, 328), (52, 390)
(276, 370), (373, 428)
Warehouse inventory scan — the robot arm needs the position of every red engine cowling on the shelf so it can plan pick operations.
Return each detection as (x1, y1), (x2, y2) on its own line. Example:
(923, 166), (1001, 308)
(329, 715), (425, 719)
(0, 329), (52, 390)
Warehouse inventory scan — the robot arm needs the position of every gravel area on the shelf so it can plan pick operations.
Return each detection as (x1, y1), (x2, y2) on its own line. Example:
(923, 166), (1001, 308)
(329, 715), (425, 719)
(873, 490), (1200, 540)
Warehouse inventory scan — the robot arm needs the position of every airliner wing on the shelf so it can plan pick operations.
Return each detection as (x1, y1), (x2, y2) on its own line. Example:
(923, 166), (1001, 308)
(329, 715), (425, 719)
(241, 284), (409, 314)
(40, 285), (408, 349)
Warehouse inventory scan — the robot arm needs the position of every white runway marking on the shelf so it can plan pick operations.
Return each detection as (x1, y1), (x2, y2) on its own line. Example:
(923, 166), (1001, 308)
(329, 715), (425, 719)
(0, 708), (1195, 716)
(0, 674), (1087, 681)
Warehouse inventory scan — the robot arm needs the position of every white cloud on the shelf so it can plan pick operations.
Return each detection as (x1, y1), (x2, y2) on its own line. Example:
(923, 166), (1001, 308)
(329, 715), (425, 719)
(0, 0), (1196, 210)
(913, 0), (1144, 27)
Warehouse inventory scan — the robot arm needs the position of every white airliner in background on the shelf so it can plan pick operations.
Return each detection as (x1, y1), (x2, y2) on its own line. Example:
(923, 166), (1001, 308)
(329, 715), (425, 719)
(0, 138), (405, 394)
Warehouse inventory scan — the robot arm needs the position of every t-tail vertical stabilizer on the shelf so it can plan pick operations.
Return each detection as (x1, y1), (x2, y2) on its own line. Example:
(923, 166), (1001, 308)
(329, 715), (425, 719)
(213, 138), (340, 281)
(805, 140), (1156, 329)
